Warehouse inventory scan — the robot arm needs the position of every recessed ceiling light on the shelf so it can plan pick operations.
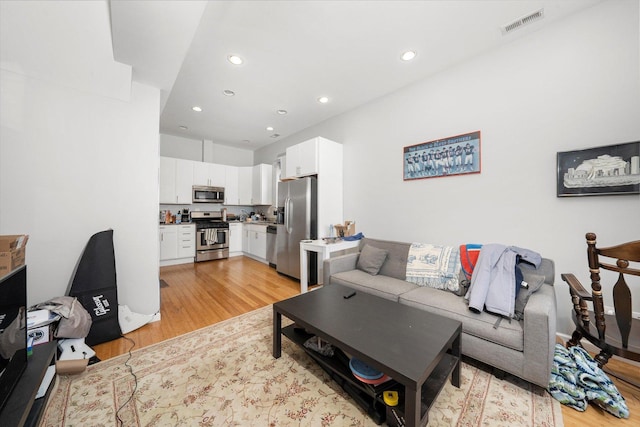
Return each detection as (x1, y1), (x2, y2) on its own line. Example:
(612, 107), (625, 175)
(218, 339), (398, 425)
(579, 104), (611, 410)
(401, 50), (417, 61)
(222, 90), (235, 96)
(227, 55), (243, 65)
(277, 109), (288, 115)
(191, 106), (202, 112)
(317, 96), (329, 104)
(179, 125), (188, 130)
(266, 126), (274, 131)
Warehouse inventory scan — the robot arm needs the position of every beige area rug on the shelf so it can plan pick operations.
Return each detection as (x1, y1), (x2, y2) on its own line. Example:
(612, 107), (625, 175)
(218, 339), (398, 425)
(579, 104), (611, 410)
(40, 306), (563, 426)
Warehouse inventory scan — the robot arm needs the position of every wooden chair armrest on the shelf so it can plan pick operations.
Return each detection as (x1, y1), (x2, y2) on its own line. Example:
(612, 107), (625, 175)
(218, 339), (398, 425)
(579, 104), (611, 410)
(561, 273), (592, 300)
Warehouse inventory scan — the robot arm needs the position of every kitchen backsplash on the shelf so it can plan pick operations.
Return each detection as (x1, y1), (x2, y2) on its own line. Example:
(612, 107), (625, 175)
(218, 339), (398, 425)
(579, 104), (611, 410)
(159, 204), (275, 222)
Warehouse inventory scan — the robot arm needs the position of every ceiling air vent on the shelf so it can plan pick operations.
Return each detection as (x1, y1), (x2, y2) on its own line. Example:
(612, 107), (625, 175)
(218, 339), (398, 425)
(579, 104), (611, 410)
(501, 8), (544, 35)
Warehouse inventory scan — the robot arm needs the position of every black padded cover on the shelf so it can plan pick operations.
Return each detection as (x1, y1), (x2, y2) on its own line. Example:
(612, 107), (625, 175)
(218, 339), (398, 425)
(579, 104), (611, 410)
(68, 230), (121, 345)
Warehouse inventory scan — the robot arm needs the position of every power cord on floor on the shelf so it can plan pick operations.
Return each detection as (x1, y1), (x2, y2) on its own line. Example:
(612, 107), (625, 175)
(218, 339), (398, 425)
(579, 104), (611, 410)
(115, 335), (137, 426)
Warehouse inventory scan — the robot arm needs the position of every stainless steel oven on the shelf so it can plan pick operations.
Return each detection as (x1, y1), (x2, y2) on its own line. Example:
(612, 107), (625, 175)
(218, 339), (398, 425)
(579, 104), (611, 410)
(191, 211), (229, 262)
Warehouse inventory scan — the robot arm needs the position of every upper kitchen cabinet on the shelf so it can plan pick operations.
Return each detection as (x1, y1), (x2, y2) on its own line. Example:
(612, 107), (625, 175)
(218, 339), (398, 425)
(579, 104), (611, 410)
(160, 157), (193, 204)
(193, 162), (226, 187)
(252, 164), (273, 205)
(283, 137), (342, 180)
(238, 166), (253, 205)
(284, 137), (318, 179)
(224, 165), (239, 205)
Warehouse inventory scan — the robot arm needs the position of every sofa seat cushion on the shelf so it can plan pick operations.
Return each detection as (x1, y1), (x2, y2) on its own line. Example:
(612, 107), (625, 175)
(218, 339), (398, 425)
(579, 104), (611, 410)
(330, 270), (418, 302)
(399, 287), (524, 352)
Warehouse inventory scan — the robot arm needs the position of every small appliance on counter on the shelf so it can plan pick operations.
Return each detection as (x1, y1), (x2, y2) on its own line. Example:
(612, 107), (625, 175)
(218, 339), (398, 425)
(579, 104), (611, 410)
(181, 209), (190, 223)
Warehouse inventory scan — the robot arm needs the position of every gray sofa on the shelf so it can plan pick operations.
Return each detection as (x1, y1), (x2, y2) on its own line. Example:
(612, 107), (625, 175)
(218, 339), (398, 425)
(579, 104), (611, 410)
(322, 237), (557, 388)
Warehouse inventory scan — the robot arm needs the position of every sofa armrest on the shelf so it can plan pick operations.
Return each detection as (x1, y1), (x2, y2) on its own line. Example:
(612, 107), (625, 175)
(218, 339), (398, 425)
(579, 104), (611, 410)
(322, 253), (359, 285)
(522, 284), (557, 387)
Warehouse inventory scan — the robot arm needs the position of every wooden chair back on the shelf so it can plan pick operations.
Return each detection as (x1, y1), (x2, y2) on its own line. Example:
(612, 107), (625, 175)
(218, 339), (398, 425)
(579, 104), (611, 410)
(586, 232), (640, 353)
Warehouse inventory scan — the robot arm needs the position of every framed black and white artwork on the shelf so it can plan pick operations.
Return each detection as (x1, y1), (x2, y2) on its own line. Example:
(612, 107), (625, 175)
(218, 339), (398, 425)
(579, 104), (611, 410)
(556, 141), (640, 197)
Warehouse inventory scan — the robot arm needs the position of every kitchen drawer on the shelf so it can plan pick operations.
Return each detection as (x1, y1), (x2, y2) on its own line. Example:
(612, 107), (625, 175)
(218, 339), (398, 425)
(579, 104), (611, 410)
(178, 224), (195, 236)
(177, 224), (195, 258)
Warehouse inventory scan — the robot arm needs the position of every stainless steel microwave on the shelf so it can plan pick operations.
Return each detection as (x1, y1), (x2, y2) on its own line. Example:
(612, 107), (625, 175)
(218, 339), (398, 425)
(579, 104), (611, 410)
(192, 186), (225, 203)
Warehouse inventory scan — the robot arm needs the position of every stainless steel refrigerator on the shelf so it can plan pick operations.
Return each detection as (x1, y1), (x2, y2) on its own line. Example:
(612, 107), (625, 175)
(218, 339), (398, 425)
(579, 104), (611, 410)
(276, 176), (317, 282)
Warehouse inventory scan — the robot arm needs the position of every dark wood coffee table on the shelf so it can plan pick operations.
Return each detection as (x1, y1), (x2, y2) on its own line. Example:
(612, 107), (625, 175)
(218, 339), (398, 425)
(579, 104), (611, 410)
(273, 283), (461, 427)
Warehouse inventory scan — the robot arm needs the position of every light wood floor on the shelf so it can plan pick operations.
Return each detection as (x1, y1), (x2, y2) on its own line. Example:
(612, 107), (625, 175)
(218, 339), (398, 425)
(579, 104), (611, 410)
(93, 257), (639, 426)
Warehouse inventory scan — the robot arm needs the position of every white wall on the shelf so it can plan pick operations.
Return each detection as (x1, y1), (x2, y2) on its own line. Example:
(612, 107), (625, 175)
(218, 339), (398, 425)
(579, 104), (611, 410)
(160, 133), (253, 166)
(0, 1), (161, 315)
(256, 0), (640, 335)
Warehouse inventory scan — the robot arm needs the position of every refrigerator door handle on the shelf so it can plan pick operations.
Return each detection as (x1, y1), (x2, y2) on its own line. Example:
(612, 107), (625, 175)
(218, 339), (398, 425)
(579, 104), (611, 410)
(286, 197), (293, 234)
(283, 197), (288, 233)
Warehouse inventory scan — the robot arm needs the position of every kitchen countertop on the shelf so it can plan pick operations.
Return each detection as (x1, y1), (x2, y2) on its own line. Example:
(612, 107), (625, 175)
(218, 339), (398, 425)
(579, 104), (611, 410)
(160, 221), (277, 225)
(228, 220), (277, 225)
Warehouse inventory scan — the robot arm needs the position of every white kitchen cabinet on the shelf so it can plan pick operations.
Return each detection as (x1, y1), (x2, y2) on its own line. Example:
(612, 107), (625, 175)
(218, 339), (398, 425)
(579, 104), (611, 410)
(159, 225), (178, 260)
(159, 157), (176, 204)
(243, 224), (267, 262)
(224, 166), (239, 205)
(193, 161), (226, 187)
(251, 226), (267, 260)
(160, 224), (195, 265)
(242, 225), (250, 253)
(160, 157), (193, 204)
(251, 163), (273, 205)
(228, 223), (242, 257)
(176, 224), (196, 258)
(284, 137), (319, 179)
(238, 166), (252, 205)
(175, 159), (193, 203)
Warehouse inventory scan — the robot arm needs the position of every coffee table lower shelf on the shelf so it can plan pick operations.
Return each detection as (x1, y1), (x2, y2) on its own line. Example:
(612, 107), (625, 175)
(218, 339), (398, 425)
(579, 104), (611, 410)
(282, 324), (458, 426)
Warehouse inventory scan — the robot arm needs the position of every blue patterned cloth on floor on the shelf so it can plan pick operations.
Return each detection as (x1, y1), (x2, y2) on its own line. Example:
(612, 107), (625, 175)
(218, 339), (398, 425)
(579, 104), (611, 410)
(548, 344), (629, 418)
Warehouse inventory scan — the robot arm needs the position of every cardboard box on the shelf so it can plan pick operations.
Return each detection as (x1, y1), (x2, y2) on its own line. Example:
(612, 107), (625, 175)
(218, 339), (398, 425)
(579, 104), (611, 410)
(334, 221), (356, 237)
(27, 309), (52, 328)
(28, 324), (54, 347)
(0, 235), (29, 276)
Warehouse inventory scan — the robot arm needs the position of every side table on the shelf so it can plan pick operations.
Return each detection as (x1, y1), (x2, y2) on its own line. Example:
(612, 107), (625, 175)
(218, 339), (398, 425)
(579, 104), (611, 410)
(299, 239), (360, 292)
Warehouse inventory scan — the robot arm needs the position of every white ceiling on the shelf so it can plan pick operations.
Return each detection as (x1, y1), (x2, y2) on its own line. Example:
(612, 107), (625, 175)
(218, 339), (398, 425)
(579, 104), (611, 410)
(110, 0), (603, 151)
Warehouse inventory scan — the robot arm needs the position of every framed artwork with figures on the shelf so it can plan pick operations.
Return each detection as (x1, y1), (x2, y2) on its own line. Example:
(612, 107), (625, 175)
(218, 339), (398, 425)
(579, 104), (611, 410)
(403, 131), (481, 181)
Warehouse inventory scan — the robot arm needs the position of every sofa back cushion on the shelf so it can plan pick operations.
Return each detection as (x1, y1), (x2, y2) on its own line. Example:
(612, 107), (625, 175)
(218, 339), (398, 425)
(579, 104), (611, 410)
(356, 244), (388, 275)
(358, 238), (411, 280)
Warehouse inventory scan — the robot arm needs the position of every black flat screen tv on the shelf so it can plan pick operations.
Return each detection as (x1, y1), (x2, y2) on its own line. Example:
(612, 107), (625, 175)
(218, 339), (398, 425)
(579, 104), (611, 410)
(0, 265), (28, 412)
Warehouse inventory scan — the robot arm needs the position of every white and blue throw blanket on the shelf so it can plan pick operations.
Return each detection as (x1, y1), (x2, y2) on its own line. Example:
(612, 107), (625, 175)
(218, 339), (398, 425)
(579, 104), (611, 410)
(406, 243), (461, 292)
(548, 344), (629, 418)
